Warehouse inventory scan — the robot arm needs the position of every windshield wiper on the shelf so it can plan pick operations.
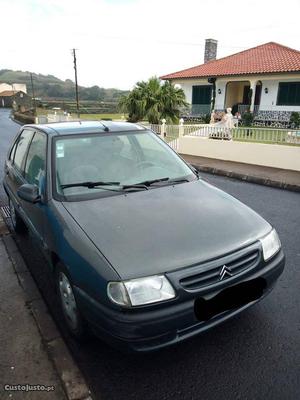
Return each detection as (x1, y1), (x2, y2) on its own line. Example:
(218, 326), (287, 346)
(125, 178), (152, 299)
(61, 181), (120, 189)
(61, 176), (191, 193)
(168, 178), (190, 184)
(60, 180), (148, 193)
(123, 177), (170, 190)
(122, 177), (192, 190)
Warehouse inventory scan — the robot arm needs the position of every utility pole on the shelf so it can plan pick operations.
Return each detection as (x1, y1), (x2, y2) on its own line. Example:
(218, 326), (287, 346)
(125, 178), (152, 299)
(72, 49), (80, 118)
(30, 73), (37, 115)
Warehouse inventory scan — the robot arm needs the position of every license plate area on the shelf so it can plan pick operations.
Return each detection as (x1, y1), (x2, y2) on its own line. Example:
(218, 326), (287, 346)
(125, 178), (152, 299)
(194, 278), (266, 322)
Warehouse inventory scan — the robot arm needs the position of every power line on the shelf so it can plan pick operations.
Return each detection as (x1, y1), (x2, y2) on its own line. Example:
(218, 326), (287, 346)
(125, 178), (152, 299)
(85, 34), (251, 49)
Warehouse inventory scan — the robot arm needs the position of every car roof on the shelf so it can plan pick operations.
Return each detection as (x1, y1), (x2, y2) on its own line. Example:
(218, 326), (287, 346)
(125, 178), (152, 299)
(23, 120), (148, 136)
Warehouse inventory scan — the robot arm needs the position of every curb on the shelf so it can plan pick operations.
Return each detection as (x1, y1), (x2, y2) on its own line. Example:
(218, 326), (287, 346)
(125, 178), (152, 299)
(0, 216), (92, 400)
(191, 163), (300, 193)
(0, 213), (9, 236)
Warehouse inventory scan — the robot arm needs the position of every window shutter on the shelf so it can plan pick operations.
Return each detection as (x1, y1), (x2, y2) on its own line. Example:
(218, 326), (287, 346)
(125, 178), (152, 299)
(277, 82), (300, 105)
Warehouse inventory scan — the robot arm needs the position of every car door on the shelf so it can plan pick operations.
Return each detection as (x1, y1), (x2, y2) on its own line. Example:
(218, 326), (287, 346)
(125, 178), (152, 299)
(5, 128), (35, 206)
(21, 130), (48, 246)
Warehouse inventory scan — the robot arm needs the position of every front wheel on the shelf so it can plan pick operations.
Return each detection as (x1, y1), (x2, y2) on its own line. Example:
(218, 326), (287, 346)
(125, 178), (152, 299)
(55, 263), (86, 340)
(9, 198), (27, 233)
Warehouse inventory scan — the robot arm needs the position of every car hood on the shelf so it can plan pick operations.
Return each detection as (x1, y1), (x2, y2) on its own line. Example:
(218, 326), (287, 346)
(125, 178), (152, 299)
(62, 180), (271, 280)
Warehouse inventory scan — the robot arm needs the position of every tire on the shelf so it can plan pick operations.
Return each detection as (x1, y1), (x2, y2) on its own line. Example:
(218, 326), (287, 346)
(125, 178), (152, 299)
(9, 198), (27, 233)
(55, 262), (86, 340)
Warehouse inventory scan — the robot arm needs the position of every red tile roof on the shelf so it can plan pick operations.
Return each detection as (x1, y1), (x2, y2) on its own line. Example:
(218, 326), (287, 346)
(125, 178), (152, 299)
(0, 90), (16, 97)
(0, 90), (26, 97)
(161, 42), (300, 80)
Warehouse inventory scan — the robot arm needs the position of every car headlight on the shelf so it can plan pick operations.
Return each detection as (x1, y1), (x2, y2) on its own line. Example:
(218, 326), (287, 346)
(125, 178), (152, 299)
(260, 229), (281, 261)
(107, 275), (176, 307)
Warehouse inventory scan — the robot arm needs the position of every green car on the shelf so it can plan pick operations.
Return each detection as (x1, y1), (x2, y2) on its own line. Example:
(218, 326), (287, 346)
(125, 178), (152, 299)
(3, 121), (285, 352)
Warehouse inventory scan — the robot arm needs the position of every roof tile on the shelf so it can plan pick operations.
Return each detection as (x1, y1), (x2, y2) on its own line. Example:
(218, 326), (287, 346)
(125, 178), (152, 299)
(0, 90), (16, 96)
(161, 42), (300, 80)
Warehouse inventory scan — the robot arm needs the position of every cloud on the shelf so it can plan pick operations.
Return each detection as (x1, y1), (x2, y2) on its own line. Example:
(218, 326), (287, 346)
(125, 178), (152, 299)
(1, 0), (300, 89)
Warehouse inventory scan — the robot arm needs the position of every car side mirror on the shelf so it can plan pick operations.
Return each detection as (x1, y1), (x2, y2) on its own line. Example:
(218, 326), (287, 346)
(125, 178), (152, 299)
(17, 184), (41, 203)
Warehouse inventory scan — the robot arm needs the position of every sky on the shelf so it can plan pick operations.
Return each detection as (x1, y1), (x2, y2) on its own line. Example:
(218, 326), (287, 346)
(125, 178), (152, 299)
(1, 0), (300, 90)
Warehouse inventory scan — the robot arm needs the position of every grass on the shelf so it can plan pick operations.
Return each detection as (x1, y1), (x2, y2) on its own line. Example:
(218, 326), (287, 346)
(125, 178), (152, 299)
(162, 129), (300, 147)
(73, 113), (127, 121)
(232, 128), (300, 146)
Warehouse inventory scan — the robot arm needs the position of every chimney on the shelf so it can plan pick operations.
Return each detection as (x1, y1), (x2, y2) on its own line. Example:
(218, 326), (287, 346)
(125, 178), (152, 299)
(204, 39), (218, 63)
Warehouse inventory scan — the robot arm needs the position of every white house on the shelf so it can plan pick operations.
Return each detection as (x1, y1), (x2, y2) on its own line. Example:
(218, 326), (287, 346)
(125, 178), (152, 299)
(161, 40), (300, 124)
(0, 83), (27, 94)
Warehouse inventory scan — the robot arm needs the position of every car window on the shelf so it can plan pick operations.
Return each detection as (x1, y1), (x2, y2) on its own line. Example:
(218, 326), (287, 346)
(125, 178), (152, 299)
(118, 135), (139, 161)
(136, 131), (170, 163)
(54, 130), (195, 200)
(25, 131), (47, 191)
(9, 142), (17, 161)
(13, 129), (34, 171)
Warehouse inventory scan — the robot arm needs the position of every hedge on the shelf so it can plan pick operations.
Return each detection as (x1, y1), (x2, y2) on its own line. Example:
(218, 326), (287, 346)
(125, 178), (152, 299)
(13, 112), (35, 124)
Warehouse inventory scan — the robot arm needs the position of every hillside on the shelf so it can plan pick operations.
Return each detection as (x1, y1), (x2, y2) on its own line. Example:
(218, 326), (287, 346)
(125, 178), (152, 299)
(0, 69), (129, 102)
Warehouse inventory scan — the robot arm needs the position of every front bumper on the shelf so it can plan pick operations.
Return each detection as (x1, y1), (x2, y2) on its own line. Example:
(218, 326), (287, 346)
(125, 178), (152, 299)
(75, 249), (285, 352)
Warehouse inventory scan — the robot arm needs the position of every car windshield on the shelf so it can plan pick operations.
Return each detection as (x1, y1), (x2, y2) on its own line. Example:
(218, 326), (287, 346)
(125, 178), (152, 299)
(54, 129), (196, 200)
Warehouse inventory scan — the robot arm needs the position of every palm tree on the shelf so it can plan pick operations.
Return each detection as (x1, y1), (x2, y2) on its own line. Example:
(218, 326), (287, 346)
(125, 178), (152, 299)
(118, 89), (146, 123)
(160, 80), (187, 123)
(118, 77), (188, 124)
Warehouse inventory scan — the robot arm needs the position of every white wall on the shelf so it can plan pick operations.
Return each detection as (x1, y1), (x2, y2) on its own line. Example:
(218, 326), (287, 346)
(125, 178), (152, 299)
(172, 73), (300, 112)
(259, 76), (300, 112)
(0, 83), (27, 94)
(12, 83), (27, 93)
(178, 136), (300, 171)
(215, 81), (226, 109)
(0, 83), (12, 93)
(174, 79), (211, 104)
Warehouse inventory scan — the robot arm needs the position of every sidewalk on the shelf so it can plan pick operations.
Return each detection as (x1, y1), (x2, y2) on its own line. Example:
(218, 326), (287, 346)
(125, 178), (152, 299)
(181, 154), (300, 192)
(0, 215), (92, 400)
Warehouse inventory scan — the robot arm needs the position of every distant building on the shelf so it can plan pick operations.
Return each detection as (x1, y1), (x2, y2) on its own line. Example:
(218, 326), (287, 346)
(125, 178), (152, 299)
(0, 90), (31, 110)
(0, 83), (27, 94)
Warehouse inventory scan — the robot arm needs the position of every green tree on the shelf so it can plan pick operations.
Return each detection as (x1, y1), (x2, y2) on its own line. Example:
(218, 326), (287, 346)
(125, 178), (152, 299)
(118, 86), (146, 122)
(290, 112), (300, 128)
(119, 77), (188, 124)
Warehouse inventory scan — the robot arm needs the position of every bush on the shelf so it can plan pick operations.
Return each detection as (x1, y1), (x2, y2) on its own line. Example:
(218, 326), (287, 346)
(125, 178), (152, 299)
(290, 112), (300, 128)
(13, 112), (35, 124)
(204, 113), (211, 124)
(241, 111), (254, 127)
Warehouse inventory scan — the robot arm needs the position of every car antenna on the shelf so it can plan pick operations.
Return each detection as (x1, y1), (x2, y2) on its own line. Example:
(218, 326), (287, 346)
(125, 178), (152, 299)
(99, 121), (109, 132)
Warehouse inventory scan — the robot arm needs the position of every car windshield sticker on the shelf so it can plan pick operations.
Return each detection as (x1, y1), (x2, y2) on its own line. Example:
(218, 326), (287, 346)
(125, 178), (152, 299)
(56, 143), (64, 158)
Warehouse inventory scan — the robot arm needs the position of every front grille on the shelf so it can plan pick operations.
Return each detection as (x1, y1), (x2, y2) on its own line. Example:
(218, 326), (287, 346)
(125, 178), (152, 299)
(179, 249), (260, 290)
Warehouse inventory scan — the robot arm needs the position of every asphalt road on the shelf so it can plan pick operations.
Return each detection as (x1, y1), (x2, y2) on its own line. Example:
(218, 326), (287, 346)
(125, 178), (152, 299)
(0, 109), (299, 400)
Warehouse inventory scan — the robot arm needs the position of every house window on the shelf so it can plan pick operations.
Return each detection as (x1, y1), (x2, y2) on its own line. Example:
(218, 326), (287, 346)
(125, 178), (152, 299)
(277, 82), (300, 106)
(192, 85), (212, 104)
